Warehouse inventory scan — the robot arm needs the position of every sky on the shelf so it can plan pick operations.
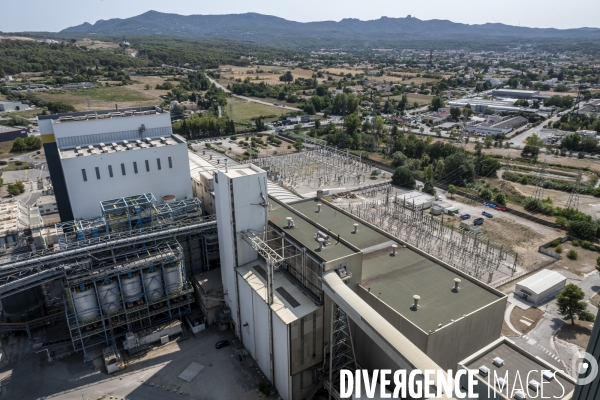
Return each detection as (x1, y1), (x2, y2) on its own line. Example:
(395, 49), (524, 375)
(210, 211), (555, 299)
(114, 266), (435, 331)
(1, 0), (599, 32)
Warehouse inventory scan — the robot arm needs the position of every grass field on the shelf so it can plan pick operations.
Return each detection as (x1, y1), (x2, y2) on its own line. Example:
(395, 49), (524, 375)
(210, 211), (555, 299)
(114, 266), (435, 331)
(35, 86), (158, 111)
(389, 93), (434, 105)
(229, 100), (288, 121)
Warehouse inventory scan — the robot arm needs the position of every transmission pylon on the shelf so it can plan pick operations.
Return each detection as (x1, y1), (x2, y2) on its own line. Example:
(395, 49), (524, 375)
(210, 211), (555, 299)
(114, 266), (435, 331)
(565, 169), (582, 211)
(532, 161), (547, 200)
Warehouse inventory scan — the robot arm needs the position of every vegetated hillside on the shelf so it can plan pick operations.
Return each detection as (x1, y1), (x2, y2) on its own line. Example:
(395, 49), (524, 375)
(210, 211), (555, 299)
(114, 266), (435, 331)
(61, 11), (600, 46)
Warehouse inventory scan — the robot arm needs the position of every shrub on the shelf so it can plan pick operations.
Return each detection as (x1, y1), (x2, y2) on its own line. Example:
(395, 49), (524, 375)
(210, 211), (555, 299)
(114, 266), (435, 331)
(579, 310), (596, 322)
(568, 220), (598, 241)
(567, 249), (578, 260)
(549, 239), (561, 247)
(596, 256), (600, 270)
(572, 240), (580, 247)
(0, 161), (7, 166)
(581, 240), (591, 249)
(555, 216), (568, 228)
(287, 145), (291, 149)
(230, 135), (237, 140)
(494, 192), (506, 206)
(555, 245), (563, 253)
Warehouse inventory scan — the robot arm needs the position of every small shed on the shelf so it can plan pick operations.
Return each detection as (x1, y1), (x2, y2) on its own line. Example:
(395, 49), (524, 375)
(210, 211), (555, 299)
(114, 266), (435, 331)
(515, 269), (566, 305)
(395, 191), (434, 211)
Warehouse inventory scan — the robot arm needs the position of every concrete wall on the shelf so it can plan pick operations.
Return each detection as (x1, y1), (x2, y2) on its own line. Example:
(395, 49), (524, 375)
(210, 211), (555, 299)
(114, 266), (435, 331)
(289, 307), (324, 376)
(61, 143), (192, 218)
(427, 296), (506, 370)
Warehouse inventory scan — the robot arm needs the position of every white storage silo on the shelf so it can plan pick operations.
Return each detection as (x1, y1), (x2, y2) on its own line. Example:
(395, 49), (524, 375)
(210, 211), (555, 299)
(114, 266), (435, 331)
(164, 261), (184, 295)
(143, 266), (164, 301)
(72, 284), (99, 322)
(121, 271), (143, 305)
(97, 278), (121, 315)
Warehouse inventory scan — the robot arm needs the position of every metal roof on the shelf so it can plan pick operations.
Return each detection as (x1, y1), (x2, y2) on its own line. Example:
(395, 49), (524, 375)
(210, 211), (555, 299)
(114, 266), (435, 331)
(361, 247), (502, 333)
(516, 269), (566, 296)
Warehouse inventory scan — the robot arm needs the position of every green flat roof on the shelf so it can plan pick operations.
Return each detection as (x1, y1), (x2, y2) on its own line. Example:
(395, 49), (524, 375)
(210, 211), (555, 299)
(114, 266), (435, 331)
(361, 247), (502, 333)
(269, 201), (356, 262)
(286, 199), (391, 251)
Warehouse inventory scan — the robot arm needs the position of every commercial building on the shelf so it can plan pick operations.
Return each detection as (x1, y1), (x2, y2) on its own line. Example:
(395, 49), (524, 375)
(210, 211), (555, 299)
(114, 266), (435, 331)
(458, 337), (576, 399)
(515, 269), (567, 305)
(0, 100), (30, 112)
(38, 106), (192, 220)
(466, 116), (528, 136)
(0, 125), (28, 142)
(491, 89), (540, 99)
(448, 97), (524, 114)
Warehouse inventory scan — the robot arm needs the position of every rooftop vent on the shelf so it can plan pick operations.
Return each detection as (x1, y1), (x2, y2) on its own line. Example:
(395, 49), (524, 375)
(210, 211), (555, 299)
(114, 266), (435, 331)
(479, 366), (489, 377)
(492, 357), (504, 367)
(412, 295), (420, 309)
(318, 238), (324, 250)
(353, 223), (358, 233)
(542, 371), (554, 381)
(514, 390), (526, 400)
(391, 244), (398, 256)
(286, 217), (294, 229)
(122, 140), (129, 145)
(528, 380), (540, 392)
(316, 231), (329, 241)
(496, 378), (506, 390)
(453, 278), (461, 292)
(99, 143), (105, 147)
(317, 203), (322, 212)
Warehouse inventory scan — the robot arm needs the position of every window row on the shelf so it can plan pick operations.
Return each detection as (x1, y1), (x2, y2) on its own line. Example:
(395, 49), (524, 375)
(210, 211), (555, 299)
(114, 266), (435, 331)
(81, 157), (173, 181)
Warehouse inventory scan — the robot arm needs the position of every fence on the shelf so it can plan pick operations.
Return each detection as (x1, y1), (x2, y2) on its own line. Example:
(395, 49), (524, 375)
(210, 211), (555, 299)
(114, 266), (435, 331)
(492, 257), (559, 288)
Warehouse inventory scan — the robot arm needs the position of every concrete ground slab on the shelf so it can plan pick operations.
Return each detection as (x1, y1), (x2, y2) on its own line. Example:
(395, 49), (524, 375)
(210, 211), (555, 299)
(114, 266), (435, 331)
(178, 362), (204, 382)
(507, 293), (533, 310)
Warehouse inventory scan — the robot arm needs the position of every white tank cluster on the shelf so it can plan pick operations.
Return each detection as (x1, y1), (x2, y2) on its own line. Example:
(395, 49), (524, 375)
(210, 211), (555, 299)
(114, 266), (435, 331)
(72, 284), (99, 322)
(97, 278), (121, 315)
(143, 266), (164, 300)
(164, 261), (184, 295)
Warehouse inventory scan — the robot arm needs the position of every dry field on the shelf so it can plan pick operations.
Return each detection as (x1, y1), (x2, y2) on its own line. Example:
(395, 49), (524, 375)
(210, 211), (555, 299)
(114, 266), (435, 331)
(74, 38), (120, 50)
(550, 243), (600, 276)
(128, 75), (173, 98)
(511, 183), (600, 220)
(35, 86), (158, 111)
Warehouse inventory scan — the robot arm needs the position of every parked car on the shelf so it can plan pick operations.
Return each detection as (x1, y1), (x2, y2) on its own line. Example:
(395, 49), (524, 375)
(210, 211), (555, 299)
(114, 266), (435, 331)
(474, 217), (484, 226)
(482, 211), (493, 218)
(495, 206), (507, 212)
(487, 203), (496, 208)
(460, 214), (471, 220)
(215, 340), (230, 349)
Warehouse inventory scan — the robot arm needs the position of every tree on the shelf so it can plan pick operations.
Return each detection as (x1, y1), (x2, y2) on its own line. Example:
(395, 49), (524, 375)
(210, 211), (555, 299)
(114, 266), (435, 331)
(448, 184), (457, 199)
(11, 137), (26, 152)
(479, 188), (493, 201)
(443, 152), (475, 185)
(7, 181), (25, 196)
(556, 284), (594, 325)
(450, 107), (461, 120)
(423, 165), (434, 182)
(314, 119), (321, 129)
(293, 139), (303, 151)
(494, 192), (506, 206)
(392, 151), (408, 167)
(568, 220), (598, 240)
(484, 135), (493, 149)
(423, 180), (435, 196)
(392, 166), (415, 189)
(430, 97), (444, 111)
(345, 114), (361, 135)
(279, 71), (293, 82)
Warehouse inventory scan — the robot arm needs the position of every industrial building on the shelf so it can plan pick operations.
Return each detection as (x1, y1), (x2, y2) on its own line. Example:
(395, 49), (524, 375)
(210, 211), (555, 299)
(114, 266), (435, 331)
(491, 89), (540, 99)
(448, 97), (531, 114)
(0, 125), (29, 142)
(38, 106), (192, 221)
(394, 191), (434, 210)
(458, 337), (576, 400)
(515, 269), (567, 305)
(214, 163), (507, 399)
(465, 116), (529, 136)
(0, 100), (30, 112)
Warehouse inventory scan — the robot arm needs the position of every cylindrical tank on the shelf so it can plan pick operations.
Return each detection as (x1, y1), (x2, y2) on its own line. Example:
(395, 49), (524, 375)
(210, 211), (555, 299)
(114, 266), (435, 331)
(164, 261), (184, 295)
(71, 284), (99, 322)
(143, 266), (164, 300)
(97, 278), (121, 315)
(121, 271), (143, 305)
(1, 286), (45, 323)
(162, 195), (176, 203)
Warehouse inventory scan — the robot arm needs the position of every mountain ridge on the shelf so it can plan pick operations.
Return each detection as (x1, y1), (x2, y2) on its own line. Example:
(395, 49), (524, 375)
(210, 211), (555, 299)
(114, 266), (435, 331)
(61, 11), (600, 45)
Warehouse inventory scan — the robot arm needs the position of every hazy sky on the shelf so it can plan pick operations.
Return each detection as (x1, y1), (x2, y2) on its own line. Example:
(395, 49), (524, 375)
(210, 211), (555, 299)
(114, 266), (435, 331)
(1, 0), (599, 32)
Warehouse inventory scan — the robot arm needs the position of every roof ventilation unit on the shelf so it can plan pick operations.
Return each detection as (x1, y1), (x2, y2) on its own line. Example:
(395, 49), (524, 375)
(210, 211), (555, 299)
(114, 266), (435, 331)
(542, 371), (554, 381)
(453, 278), (461, 292)
(496, 378), (506, 390)
(492, 357), (504, 367)
(318, 238), (324, 250)
(478, 366), (489, 377)
(317, 203), (322, 212)
(528, 380), (540, 392)
(286, 217), (294, 229)
(391, 244), (398, 256)
(514, 390), (526, 400)
(353, 223), (358, 233)
(412, 295), (420, 309)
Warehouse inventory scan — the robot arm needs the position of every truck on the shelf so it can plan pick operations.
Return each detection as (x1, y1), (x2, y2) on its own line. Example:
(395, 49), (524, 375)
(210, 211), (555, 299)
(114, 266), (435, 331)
(474, 217), (484, 226)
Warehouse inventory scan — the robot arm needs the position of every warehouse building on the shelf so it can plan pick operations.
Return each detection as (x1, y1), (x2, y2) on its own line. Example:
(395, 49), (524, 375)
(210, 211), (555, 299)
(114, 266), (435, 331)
(491, 89), (540, 99)
(0, 125), (28, 142)
(515, 269), (567, 305)
(458, 337), (576, 400)
(0, 100), (30, 112)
